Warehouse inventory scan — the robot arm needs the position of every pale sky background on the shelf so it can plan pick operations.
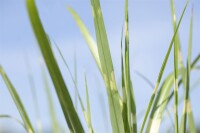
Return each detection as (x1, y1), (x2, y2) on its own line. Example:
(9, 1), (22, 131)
(0, 0), (200, 132)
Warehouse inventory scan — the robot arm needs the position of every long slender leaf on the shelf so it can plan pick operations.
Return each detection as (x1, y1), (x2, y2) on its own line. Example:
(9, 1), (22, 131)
(124, 0), (137, 132)
(173, 6), (179, 133)
(26, 0), (84, 132)
(145, 52), (200, 133)
(24, 57), (42, 133)
(0, 66), (34, 133)
(140, 1), (189, 132)
(121, 25), (130, 133)
(84, 74), (94, 133)
(67, 7), (102, 75)
(181, 7), (196, 133)
(89, 0), (125, 132)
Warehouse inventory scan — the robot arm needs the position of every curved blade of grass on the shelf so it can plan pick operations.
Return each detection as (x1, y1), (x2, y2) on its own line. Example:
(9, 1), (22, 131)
(41, 67), (60, 133)
(67, 7), (102, 75)
(26, 0), (84, 132)
(147, 73), (174, 133)
(146, 53), (200, 133)
(0, 114), (25, 130)
(0, 66), (34, 133)
(84, 74), (94, 133)
(124, 0), (137, 132)
(134, 71), (174, 132)
(89, 0), (125, 132)
(180, 7), (196, 133)
(140, 1), (189, 132)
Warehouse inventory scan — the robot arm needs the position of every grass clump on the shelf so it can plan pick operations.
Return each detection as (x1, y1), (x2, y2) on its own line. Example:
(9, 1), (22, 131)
(0, 0), (199, 133)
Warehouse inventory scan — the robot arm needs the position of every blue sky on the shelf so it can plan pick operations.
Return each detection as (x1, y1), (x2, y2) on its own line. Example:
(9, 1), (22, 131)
(0, 0), (200, 132)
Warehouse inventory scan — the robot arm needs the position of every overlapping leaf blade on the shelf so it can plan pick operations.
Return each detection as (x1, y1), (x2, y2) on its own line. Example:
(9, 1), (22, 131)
(180, 7), (196, 133)
(140, 1), (189, 132)
(41, 67), (60, 133)
(124, 0), (137, 132)
(89, 0), (125, 132)
(67, 7), (102, 75)
(26, 0), (84, 132)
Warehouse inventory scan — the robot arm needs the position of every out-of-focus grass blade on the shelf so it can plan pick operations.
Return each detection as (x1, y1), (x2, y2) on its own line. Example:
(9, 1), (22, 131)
(89, 0), (125, 133)
(24, 57), (42, 133)
(74, 51), (78, 110)
(134, 71), (154, 88)
(0, 66), (34, 133)
(41, 67), (59, 133)
(84, 74), (94, 133)
(0, 114), (25, 130)
(124, 0), (137, 132)
(26, 0), (84, 132)
(180, 8), (196, 133)
(67, 7), (102, 75)
(140, 1), (189, 132)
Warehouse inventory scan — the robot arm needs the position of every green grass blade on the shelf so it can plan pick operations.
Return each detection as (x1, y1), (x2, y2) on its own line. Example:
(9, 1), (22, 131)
(181, 7), (196, 133)
(124, 0), (137, 132)
(26, 0), (84, 132)
(41, 67), (60, 133)
(54, 41), (96, 131)
(146, 53), (200, 133)
(0, 114), (26, 130)
(121, 25), (130, 133)
(67, 7), (102, 75)
(90, 0), (125, 132)
(140, 1), (189, 132)
(53, 42), (86, 118)
(0, 66), (34, 133)
(146, 73), (174, 133)
(173, 7), (179, 133)
(84, 74), (94, 133)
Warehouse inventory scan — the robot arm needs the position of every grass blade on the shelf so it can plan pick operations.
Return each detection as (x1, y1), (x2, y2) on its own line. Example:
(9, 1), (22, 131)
(0, 114), (25, 130)
(124, 0), (137, 132)
(24, 57), (42, 133)
(84, 74), (94, 133)
(121, 25), (130, 133)
(26, 0), (84, 132)
(140, 1), (189, 132)
(0, 66), (34, 133)
(146, 73), (174, 133)
(173, 7), (179, 133)
(89, 0), (125, 132)
(181, 7), (196, 133)
(146, 52), (200, 133)
(67, 7), (102, 75)
(41, 67), (60, 133)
